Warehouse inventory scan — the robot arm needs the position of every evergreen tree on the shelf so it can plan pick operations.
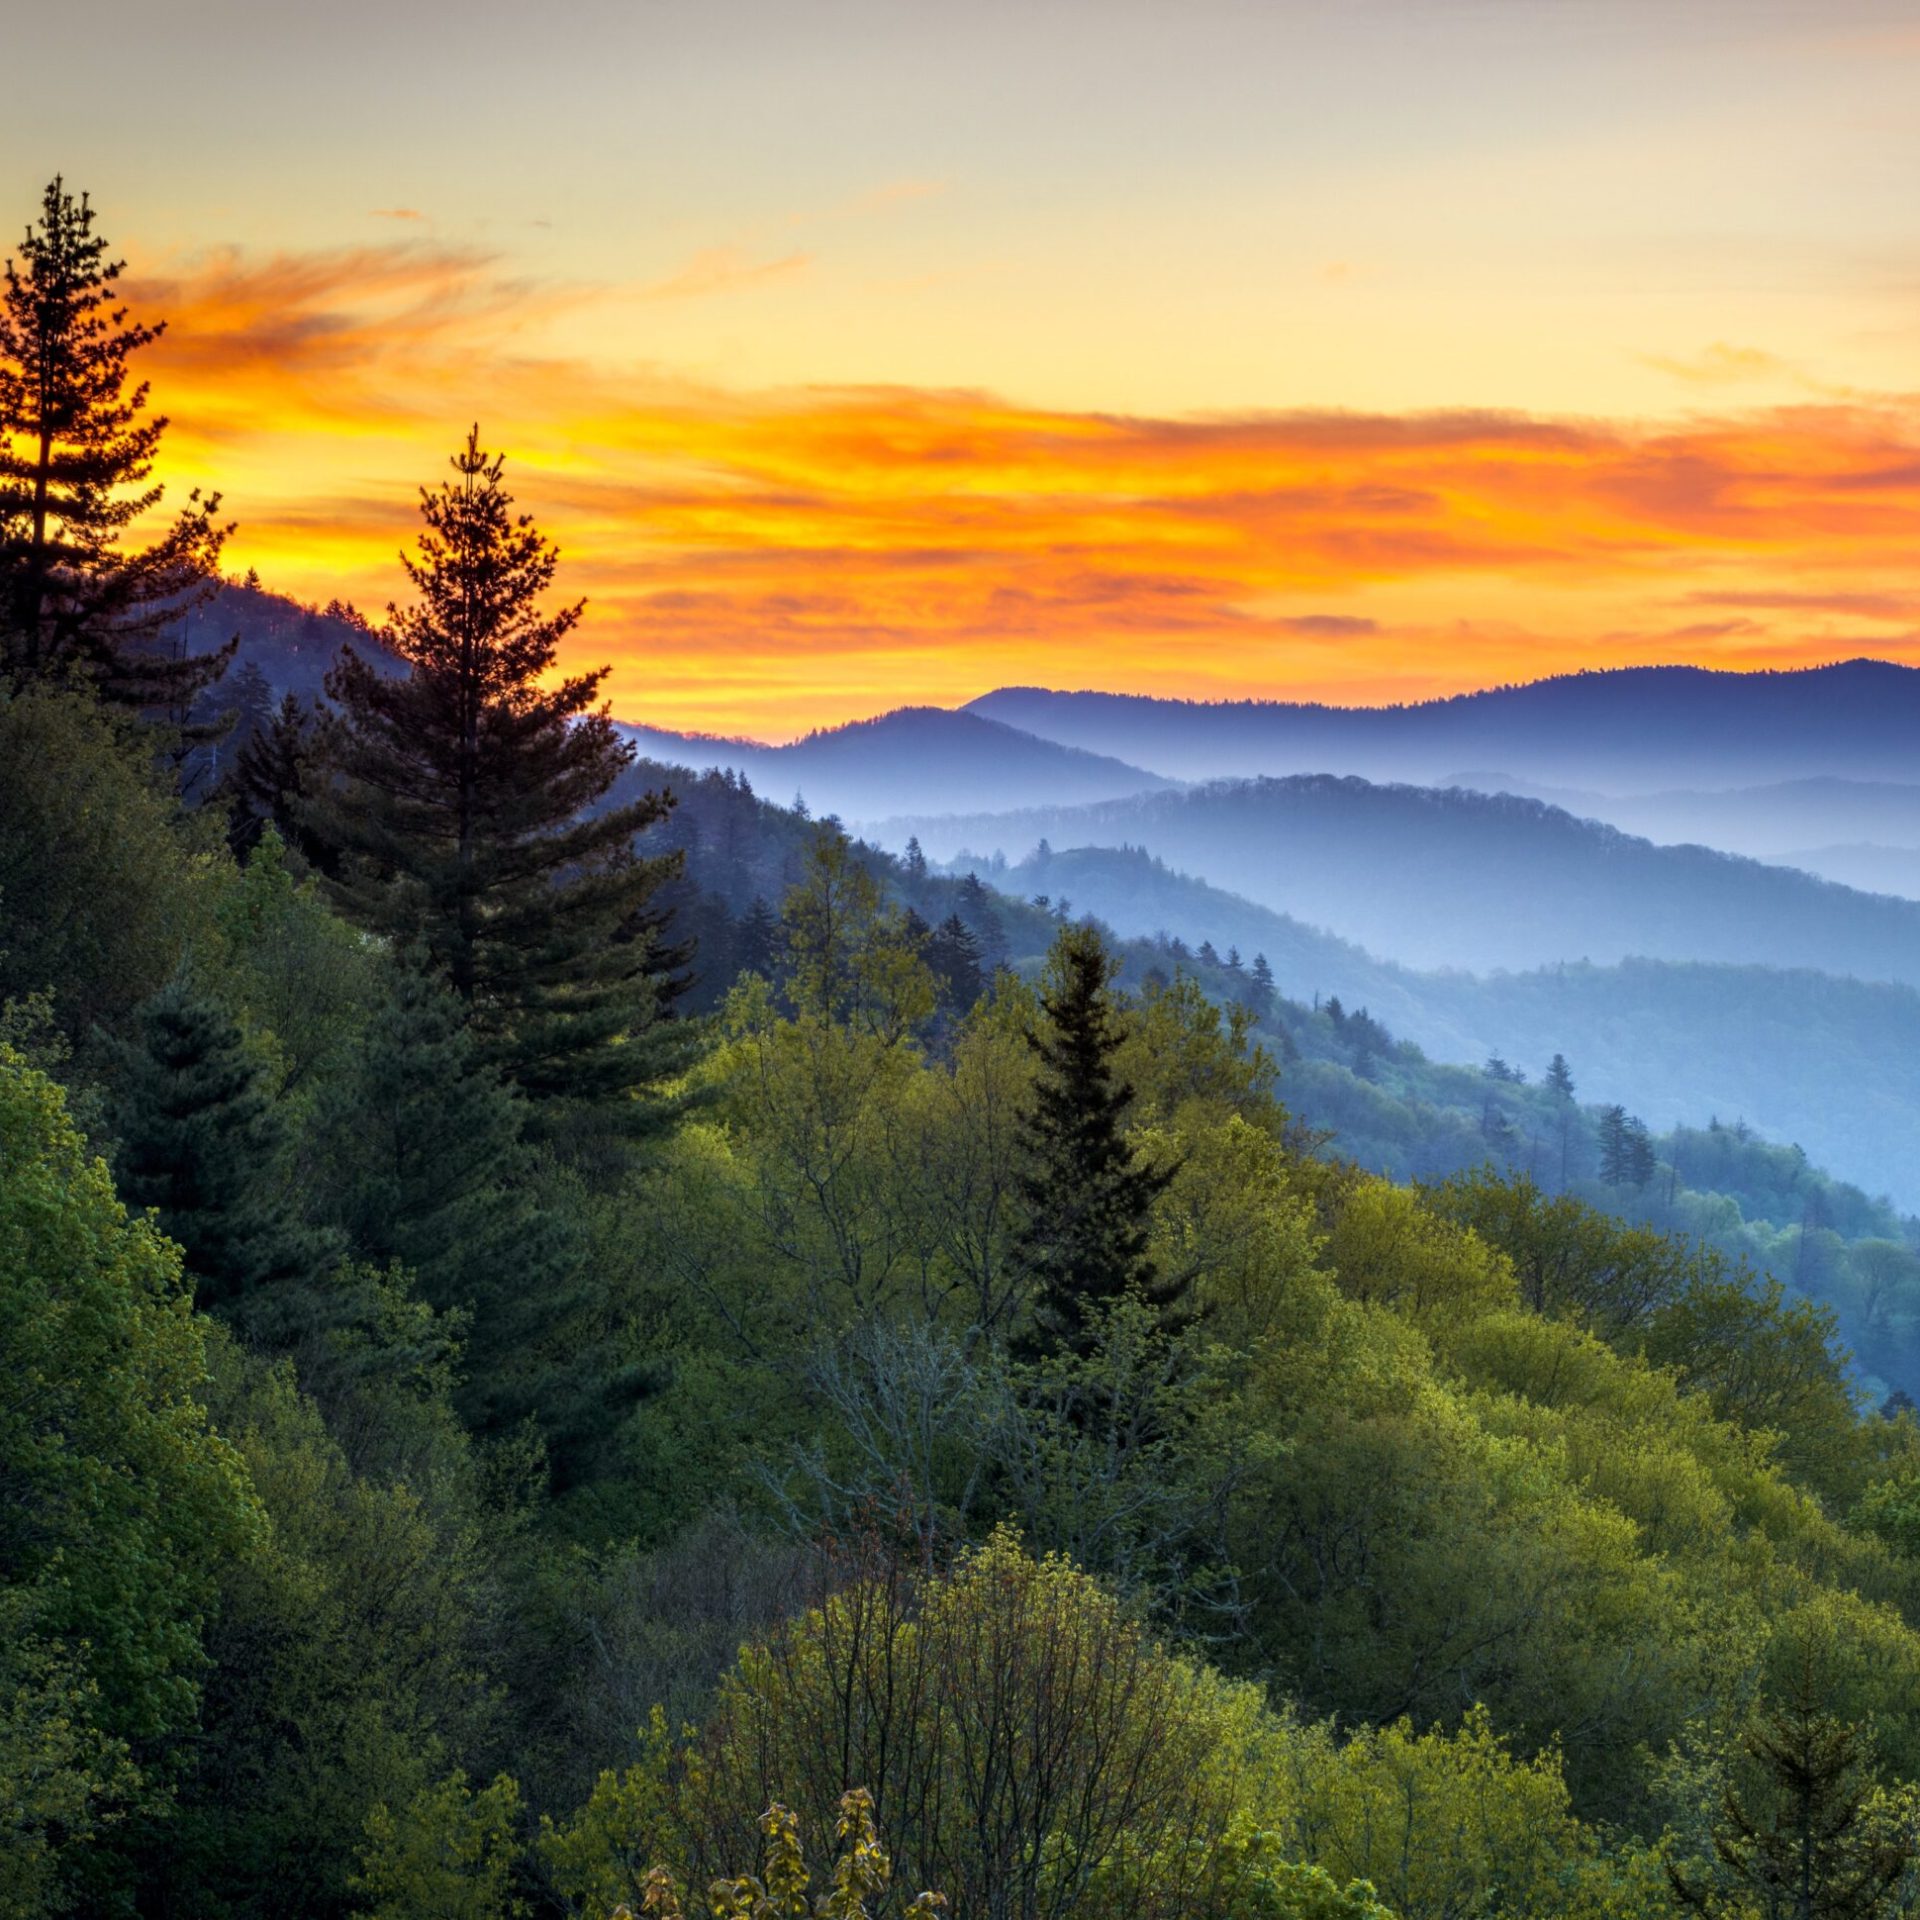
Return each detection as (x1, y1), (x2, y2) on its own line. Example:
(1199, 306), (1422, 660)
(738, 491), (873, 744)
(225, 652), (273, 726)
(1248, 952), (1276, 1014)
(0, 179), (231, 714)
(309, 428), (694, 1124)
(1670, 1644), (1912, 1920)
(903, 834), (928, 882)
(225, 689), (322, 862)
(1347, 1007), (1387, 1079)
(108, 974), (333, 1306)
(1624, 1114), (1658, 1190)
(309, 954), (565, 1322)
(1013, 924), (1183, 1363)
(927, 912), (986, 1016)
(736, 894), (782, 982)
(956, 871), (1005, 971)
(1545, 1052), (1576, 1100)
(1597, 1104), (1657, 1188)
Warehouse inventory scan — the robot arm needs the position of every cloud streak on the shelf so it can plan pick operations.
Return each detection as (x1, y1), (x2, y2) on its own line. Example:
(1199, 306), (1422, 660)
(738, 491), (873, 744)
(641, 247), (812, 302)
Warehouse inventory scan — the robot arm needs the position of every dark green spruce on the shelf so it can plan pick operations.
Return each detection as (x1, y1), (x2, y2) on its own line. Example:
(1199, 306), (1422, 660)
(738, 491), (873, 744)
(109, 974), (334, 1305)
(1014, 924), (1184, 1363)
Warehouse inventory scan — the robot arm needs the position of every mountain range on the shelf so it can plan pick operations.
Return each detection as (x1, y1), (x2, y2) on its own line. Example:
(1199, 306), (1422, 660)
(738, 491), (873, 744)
(966, 661), (1920, 790)
(879, 775), (1920, 984)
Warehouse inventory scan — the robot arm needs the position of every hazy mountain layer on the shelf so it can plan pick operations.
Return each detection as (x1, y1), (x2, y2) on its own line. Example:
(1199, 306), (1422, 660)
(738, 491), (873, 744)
(1767, 845), (1920, 901)
(1446, 772), (1920, 863)
(880, 775), (1920, 984)
(171, 580), (400, 702)
(614, 706), (1171, 821)
(967, 660), (1920, 789)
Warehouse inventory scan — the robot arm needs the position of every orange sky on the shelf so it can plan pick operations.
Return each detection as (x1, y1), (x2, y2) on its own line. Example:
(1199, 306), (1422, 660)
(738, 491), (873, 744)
(124, 236), (1920, 738)
(16, 1), (1920, 738)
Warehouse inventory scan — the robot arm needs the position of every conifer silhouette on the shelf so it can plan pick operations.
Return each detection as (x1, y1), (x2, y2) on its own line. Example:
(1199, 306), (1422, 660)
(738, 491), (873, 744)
(310, 428), (695, 1125)
(0, 178), (231, 715)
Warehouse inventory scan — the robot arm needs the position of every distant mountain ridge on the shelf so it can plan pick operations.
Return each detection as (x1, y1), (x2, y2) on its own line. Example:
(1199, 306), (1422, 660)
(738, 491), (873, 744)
(613, 706), (1172, 822)
(877, 772), (1920, 985)
(966, 660), (1920, 788)
(1444, 771), (1920, 851)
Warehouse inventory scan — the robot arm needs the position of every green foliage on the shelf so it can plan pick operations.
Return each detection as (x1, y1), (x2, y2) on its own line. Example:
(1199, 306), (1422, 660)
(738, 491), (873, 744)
(209, 826), (375, 1099)
(153, 1326), (499, 1917)
(782, 828), (935, 1041)
(0, 681), (218, 1038)
(307, 953), (561, 1320)
(0, 1608), (137, 1920)
(1667, 1628), (1919, 1920)
(630, 1790), (944, 1920)
(354, 1771), (527, 1920)
(670, 1529), (1264, 1920)
(0, 1045), (260, 1908)
(1202, 1840), (1394, 1920)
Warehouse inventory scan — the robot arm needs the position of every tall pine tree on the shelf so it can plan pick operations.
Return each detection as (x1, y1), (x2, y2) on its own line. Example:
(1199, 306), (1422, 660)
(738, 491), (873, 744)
(309, 428), (695, 1125)
(1014, 924), (1183, 1363)
(0, 179), (231, 714)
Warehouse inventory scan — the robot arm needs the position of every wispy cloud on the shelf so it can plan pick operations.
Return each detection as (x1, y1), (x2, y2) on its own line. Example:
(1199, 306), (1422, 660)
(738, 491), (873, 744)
(370, 207), (425, 222)
(1641, 341), (1791, 386)
(845, 178), (948, 215)
(641, 247), (811, 302)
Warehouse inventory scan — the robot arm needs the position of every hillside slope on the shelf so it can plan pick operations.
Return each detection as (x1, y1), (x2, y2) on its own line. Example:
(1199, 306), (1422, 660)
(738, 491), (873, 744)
(987, 842), (1920, 1208)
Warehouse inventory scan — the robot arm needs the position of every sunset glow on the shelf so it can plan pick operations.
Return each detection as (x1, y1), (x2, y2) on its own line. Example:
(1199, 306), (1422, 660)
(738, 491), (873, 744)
(13, 0), (1920, 737)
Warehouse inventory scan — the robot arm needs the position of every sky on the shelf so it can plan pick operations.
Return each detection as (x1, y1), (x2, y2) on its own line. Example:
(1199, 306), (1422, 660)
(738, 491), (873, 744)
(7, 0), (1920, 738)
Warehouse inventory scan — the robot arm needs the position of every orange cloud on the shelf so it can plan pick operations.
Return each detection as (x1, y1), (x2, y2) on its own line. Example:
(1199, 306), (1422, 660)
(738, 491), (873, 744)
(121, 241), (1920, 739)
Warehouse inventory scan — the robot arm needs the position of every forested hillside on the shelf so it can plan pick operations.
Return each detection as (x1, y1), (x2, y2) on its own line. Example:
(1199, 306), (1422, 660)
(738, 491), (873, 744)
(966, 841), (1920, 1206)
(12, 175), (1920, 1920)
